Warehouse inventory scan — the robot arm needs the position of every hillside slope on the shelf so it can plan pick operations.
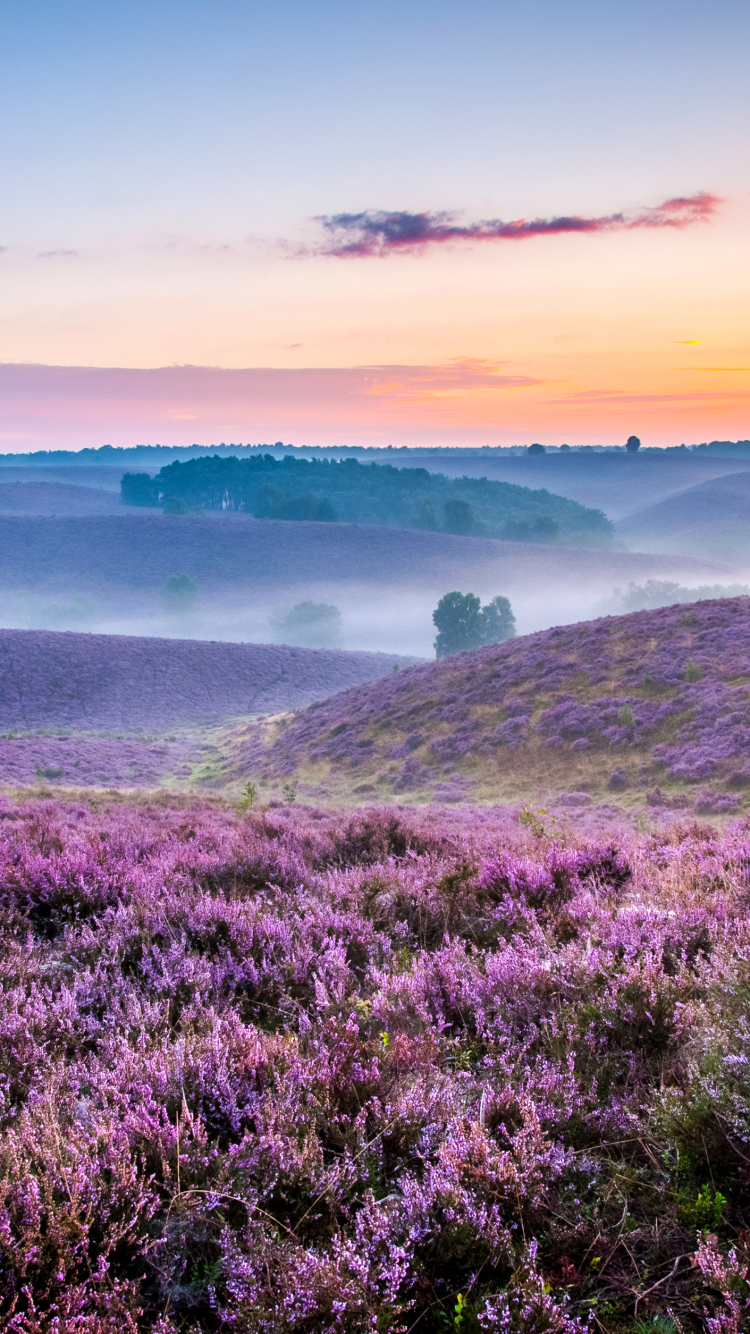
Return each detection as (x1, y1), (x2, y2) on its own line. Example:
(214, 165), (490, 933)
(0, 481), (129, 515)
(616, 470), (750, 561)
(382, 450), (750, 519)
(0, 629), (412, 730)
(0, 513), (736, 653)
(234, 596), (750, 812)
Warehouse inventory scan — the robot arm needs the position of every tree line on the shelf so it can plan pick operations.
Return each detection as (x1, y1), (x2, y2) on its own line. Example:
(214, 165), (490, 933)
(122, 454), (613, 545)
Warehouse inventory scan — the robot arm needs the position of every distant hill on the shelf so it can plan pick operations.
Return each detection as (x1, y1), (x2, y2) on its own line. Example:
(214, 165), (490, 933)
(0, 481), (128, 515)
(0, 514), (734, 653)
(233, 596), (750, 813)
(383, 450), (750, 521)
(124, 454), (614, 545)
(0, 629), (412, 731)
(616, 471), (750, 561)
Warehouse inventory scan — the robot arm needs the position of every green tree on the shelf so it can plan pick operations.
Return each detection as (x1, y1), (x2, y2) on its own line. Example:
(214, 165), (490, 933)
(161, 574), (198, 613)
(270, 601), (343, 648)
(479, 595), (516, 644)
(433, 592), (483, 657)
(433, 591), (516, 657)
(443, 498), (475, 535)
(533, 515), (559, 542)
(121, 472), (159, 507)
(416, 499), (438, 530)
(164, 496), (190, 515)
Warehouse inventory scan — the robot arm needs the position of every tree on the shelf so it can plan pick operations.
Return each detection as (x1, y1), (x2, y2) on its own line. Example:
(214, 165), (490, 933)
(161, 574), (198, 613)
(625, 435), (641, 453)
(433, 591), (516, 657)
(479, 595), (516, 644)
(443, 498), (475, 535)
(533, 515), (559, 542)
(270, 601), (343, 648)
(527, 442), (545, 455)
(416, 499), (438, 530)
(121, 472), (159, 507)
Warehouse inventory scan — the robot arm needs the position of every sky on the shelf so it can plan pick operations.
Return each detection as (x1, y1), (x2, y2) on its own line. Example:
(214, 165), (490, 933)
(0, 0), (749, 450)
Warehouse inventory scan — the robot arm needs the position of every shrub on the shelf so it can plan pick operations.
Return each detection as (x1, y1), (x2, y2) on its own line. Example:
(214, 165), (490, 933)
(270, 601), (343, 649)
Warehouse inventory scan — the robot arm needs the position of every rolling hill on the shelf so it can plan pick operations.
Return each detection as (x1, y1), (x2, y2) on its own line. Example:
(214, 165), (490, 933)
(616, 470), (750, 562)
(130, 453), (615, 544)
(0, 480), (130, 515)
(232, 595), (750, 813)
(0, 513), (736, 653)
(380, 449), (750, 520)
(0, 629), (412, 731)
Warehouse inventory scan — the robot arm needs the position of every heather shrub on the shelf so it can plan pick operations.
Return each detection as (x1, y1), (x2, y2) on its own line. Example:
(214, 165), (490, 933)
(0, 798), (749, 1329)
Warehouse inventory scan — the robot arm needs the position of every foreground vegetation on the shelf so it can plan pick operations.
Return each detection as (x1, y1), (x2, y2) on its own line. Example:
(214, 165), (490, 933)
(1, 795), (750, 1331)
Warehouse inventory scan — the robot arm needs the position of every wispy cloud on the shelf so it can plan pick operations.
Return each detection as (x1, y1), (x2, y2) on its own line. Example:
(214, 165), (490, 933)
(36, 249), (78, 259)
(313, 193), (720, 257)
(363, 358), (540, 398)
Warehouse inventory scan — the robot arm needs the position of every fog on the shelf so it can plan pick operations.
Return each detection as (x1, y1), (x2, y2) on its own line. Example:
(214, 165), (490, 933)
(0, 455), (747, 660)
(1, 565), (744, 661)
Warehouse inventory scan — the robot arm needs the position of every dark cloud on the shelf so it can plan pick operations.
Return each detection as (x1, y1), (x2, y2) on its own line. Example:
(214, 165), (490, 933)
(314, 193), (720, 257)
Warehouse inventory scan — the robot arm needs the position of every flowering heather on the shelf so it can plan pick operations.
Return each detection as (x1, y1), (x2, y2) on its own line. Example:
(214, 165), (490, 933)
(1, 796), (750, 1331)
(235, 597), (750, 809)
(0, 732), (206, 789)
(0, 629), (409, 731)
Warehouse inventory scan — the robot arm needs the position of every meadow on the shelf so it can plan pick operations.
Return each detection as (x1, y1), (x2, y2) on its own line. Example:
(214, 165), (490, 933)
(1, 795), (749, 1332)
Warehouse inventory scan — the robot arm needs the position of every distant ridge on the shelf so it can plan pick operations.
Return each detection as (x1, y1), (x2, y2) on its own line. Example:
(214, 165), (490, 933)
(0, 439), (749, 466)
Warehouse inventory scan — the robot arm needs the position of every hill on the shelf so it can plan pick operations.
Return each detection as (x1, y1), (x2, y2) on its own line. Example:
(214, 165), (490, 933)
(233, 596), (750, 812)
(124, 453), (614, 544)
(380, 449), (750, 520)
(0, 629), (412, 731)
(0, 513), (734, 652)
(0, 481), (129, 515)
(616, 470), (750, 562)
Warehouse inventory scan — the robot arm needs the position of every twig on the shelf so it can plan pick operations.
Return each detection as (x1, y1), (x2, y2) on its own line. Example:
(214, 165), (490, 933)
(633, 1255), (690, 1317)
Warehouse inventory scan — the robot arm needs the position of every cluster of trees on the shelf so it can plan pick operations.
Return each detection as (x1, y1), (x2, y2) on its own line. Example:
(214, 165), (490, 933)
(433, 591), (516, 657)
(121, 454), (613, 545)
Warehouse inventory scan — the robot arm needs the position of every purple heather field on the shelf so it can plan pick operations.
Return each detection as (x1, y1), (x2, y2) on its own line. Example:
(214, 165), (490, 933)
(1, 795), (750, 1332)
(0, 629), (409, 731)
(239, 596), (750, 810)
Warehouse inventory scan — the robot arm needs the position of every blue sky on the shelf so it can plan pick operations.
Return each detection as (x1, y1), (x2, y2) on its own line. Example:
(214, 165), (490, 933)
(0, 0), (748, 447)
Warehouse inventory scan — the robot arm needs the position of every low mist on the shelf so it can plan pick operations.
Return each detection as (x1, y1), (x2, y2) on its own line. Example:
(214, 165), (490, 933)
(3, 561), (746, 659)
